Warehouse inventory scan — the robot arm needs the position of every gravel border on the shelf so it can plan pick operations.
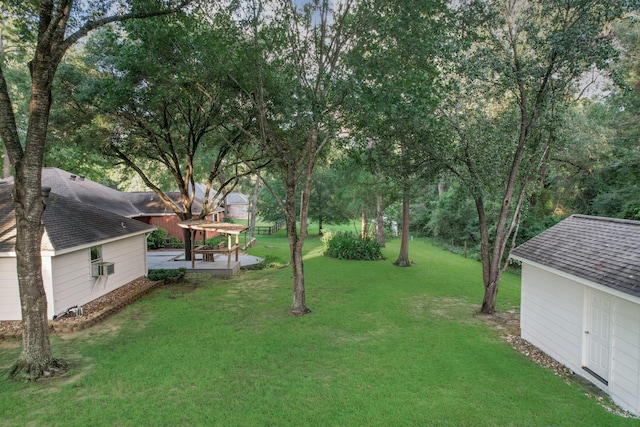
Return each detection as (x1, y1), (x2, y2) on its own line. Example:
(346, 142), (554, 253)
(0, 277), (162, 339)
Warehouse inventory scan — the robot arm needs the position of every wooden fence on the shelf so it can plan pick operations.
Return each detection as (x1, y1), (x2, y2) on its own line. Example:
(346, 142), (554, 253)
(253, 221), (284, 235)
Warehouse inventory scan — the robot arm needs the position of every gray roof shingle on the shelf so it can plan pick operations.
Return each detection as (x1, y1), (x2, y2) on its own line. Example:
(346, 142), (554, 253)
(510, 214), (640, 298)
(40, 168), (208, 216)
(41, 168), (138, 217)
(0, 183), (155, 253)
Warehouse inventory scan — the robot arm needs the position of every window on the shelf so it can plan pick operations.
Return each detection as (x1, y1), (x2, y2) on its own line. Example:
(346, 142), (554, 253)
(90, 245), (102, 263)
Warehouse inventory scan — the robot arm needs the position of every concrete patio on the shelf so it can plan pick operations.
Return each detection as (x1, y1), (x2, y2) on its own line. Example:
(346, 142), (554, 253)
(148, 250), (263, 276)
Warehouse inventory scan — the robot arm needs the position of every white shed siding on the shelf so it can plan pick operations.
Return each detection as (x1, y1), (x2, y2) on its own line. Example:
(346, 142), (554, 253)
(611, 298), (640, 413)
(520, 264), (584, 373)
(50, 235), (148, 318)
(0, 257), (20, 320)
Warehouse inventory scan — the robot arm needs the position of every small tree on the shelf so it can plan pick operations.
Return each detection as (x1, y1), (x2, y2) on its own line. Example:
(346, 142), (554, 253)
(232, 0), (368, 315)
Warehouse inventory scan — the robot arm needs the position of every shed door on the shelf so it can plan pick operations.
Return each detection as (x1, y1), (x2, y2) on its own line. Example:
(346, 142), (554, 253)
(584, 290), (612, 384)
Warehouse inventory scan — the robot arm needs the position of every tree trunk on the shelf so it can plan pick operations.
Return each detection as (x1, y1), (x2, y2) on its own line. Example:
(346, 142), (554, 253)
(249, 171), (261, 239)
(318, 217), (323, 236)
(183, 227), (193, 261)
(3, 144), (9, 178)
(290, 231), (309, 316)
(482, 279), (499, 314)
(285, 168), (311, 316)
(475, 195), (502, 314)
(0, 32), (7, 179)
(393, 193), (411, 267)
(5, 53), (67, 379)
(9, 182), (67, 380)
(361, 209), (367, 238)
(285, 185), (310, 316)
(376, 194), (385, 247)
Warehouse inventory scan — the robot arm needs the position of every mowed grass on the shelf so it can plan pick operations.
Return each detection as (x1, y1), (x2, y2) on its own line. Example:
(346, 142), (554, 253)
(0, 232), (638, 426)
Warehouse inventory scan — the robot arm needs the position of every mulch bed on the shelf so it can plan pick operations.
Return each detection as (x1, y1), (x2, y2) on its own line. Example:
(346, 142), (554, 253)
(0, 277), (162, 339)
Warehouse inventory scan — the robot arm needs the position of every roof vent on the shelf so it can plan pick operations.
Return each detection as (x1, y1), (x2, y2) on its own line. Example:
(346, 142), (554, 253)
(79, 175), (85, 181)
(70, 175), (76, 181)
(41, 187), (51, 198)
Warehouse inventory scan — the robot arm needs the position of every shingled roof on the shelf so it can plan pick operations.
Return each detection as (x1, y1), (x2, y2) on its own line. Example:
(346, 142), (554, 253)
(41, 167), (138, 217)
(510, 214), (640, 298)
(0, 183), (155, 254)
(39, 168), (212, 217)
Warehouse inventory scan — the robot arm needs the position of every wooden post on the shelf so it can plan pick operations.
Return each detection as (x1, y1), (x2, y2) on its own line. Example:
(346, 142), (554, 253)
(191, 228), (195, 269)
(235, 234), (240, 261)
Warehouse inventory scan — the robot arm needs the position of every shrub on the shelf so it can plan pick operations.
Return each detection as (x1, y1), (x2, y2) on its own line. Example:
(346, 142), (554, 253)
(147, 227), (168, 249)
(148, 267), (187, 282)
(323, 231), (384, 261)
(249, 254), (289, 270)
(206, 236), (227, 247)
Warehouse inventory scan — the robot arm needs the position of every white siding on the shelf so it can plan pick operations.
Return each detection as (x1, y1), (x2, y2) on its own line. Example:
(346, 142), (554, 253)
(0, 256), (55, 321)
(42, 255), (55, 319)
(50, 235), (148, 318)
(520, 264), (584, 373)
(0, 257), (20, 320)
(611, 298), (640, 413)
(521, 262), (640, 416)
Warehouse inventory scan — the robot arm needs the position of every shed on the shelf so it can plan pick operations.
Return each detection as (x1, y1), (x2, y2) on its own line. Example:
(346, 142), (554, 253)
(0, 183), (155, 321)
(224, 192), (249, 220)
(510, 214), (640, 415)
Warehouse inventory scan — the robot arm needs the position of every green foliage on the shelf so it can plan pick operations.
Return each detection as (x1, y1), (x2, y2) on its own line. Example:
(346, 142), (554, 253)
(322, 231), (384, 261)
(146, 227), (168, 249)
(251, 254), (289, 270)
(147, 267), (186, 282)
(205, 236), (226, 247)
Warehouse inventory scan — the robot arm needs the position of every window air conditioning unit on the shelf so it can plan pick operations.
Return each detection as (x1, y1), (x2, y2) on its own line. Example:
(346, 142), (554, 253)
(92, 261), (115, 277)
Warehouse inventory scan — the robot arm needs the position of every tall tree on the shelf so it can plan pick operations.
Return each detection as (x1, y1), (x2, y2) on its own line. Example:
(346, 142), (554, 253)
(0, 0), (191, 380)
(231, 0), (367, 315)
(443, 0), (629, 313)
(345, 0), (448, 266)
(58, 11), (267, 260)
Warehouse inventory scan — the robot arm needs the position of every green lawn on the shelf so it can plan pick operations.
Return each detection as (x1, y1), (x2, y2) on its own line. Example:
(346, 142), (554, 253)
(1, 232), (638, 426)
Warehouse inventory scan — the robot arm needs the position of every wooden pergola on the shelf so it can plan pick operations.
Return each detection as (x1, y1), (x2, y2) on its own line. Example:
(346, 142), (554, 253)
(177, 219), (248, 268)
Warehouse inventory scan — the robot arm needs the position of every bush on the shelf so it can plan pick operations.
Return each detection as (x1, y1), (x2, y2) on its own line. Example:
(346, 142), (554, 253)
(147, 267), (187, 282)
(323, 231), (384, 261)
(147, 227), (169, 249)
(249, 254), (289, 270)
(206, 236), (227, 247)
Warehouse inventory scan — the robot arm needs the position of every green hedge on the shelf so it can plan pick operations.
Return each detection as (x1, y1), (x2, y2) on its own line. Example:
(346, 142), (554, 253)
(147, 267), (187, 282)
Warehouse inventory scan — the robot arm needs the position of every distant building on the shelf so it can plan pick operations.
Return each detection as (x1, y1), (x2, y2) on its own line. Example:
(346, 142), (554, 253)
(224, 192), (250, 220)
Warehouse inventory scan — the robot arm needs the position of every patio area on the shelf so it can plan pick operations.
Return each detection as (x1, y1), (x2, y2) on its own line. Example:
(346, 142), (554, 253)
(148, 250), (263, 276)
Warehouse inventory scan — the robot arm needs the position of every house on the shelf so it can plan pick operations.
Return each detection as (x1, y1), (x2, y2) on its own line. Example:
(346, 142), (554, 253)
(0, 182), (155, 321)
(224, 192), (250, 220)
(39, 168), (223, 242)
(510, 214), (640, 415)
(127, 191), (221, 242)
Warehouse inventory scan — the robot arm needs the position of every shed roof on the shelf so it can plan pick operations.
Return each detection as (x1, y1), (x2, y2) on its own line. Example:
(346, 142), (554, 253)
(510, 214), (640, 298)
(225, 192), (249, 205)
(0, 183), (155, 254)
